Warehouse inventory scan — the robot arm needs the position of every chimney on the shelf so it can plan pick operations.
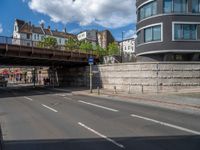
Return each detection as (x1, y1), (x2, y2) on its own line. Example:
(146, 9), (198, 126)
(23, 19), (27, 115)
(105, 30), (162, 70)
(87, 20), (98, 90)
(64, 27), (67, 33)
(48, 26), (51, 30)
(29, 21), (31, 26)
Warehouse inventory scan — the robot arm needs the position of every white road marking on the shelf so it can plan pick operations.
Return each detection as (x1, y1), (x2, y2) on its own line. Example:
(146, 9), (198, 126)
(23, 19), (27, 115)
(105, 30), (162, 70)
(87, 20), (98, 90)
(24, 96), (33, 101)
(78, 122), (125, 149)
(131, 114), (200, 135)
(78, 100), (119, 112)
(55, 94), (66, 97)
(64, 97), (72, 100)
(42, 104), (58, 113)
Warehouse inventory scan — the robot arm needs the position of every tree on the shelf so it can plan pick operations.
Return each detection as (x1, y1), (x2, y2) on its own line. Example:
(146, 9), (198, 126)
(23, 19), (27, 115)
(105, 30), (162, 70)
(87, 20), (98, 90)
(38, 37), (58, 49)
(94, 45), (107, 56)
(107, 42), (120, 56)
(79, 41), (93, 53)
(65, 37), (80, 50)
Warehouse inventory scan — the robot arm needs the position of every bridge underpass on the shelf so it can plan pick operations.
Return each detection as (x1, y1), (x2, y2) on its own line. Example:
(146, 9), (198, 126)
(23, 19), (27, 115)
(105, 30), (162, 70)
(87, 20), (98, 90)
(0, 36), (98, 88)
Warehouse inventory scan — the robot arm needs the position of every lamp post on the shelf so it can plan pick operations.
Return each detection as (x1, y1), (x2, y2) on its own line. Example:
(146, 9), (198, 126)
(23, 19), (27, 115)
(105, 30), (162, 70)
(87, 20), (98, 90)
(121, 31), (124, 63)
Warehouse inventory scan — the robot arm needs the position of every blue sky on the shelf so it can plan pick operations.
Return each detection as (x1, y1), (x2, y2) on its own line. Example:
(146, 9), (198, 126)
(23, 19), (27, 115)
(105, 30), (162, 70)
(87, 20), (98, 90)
(0, 0), (136, 41)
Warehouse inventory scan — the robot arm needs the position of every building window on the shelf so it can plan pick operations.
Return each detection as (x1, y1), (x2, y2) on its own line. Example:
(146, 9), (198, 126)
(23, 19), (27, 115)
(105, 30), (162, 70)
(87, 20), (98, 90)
(192, 0), (200, 13)
(164, 0), (187, 13)
(174, 24), (197, 40)
(144, 25), (161, 42)
(139, 1), (157, 21)
(137, 31), (142, 44)
(27, 34), (30, 39)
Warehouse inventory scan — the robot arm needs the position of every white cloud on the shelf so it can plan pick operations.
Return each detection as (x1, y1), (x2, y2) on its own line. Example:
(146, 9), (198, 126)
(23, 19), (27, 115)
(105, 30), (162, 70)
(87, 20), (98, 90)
(0, 24), (3, 33)
(38, 19), (45, 25)
(69, 28), (81, 34)
(124, 29), (136, 39)
(28, 0), (136, 28)
(22, 0), (28, 3)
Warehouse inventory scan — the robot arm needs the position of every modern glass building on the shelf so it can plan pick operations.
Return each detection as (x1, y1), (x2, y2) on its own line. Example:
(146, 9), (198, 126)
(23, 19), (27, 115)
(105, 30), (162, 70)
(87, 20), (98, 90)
(136, 0), (200, 61)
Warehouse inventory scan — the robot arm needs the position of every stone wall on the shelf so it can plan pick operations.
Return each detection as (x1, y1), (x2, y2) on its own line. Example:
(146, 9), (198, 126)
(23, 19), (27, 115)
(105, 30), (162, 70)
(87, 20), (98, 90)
(86, 62), (200, 93)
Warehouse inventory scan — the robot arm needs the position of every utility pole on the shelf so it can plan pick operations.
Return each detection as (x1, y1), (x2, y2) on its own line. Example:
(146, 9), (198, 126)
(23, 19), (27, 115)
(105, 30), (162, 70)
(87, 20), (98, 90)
(33, 67), (36, 88)
(121, 31), (124, 63)
(90, 63), (93, 93)
(88, 56), (94, 93)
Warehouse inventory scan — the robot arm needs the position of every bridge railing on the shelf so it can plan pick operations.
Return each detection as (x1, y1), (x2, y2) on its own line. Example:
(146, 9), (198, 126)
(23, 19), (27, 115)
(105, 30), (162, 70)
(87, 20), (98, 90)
(0, 36), (95, 56)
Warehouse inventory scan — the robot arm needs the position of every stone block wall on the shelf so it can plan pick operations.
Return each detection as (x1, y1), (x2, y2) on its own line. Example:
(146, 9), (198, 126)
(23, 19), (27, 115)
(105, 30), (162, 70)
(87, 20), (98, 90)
(86, 62), (200, 93)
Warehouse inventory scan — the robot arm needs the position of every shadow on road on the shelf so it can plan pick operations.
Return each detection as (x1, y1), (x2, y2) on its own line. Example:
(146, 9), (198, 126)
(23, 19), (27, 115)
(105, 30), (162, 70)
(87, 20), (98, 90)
(2, 135), (200, 150)
(0, 86), (86, 99)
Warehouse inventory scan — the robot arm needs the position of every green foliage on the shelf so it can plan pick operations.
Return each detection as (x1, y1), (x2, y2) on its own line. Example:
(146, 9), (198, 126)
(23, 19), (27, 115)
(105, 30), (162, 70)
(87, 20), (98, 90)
(79, 41), (93, 53)
(65, 37), (80, 50)
(38, 37), (58, 49)
(107, 42), (120, 56)
(93, 45), (107, 56)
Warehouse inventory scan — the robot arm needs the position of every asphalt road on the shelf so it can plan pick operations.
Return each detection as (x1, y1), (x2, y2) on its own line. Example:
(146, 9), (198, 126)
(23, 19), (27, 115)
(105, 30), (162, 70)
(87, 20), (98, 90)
(0, 87), (200, 150)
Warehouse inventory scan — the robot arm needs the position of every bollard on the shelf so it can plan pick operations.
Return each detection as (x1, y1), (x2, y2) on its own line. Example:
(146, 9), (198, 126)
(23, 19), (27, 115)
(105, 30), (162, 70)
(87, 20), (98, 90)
(141, 85), (144, 93)
(114, 86), (117, 94)
(97, 86), (100, 95)
(128, 84), (131, 94)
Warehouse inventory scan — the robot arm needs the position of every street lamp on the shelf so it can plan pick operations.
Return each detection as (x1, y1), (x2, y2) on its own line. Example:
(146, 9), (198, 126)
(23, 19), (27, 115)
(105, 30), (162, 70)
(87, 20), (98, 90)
(121, 31), (125, 63)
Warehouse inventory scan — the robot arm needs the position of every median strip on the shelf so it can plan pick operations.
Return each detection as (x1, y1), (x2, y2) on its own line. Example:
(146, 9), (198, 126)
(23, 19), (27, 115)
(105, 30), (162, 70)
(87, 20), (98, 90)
(78, 122), (125, 149)
(24, 96), (33, 101)
(78, 100), (119, 112)
(131, 114), (200, 135)
(42, 104), (58, 113)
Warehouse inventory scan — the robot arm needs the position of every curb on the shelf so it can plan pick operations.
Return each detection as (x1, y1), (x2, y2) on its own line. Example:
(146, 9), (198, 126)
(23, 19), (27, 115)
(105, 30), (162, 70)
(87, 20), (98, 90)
(73, 91), (200, 111)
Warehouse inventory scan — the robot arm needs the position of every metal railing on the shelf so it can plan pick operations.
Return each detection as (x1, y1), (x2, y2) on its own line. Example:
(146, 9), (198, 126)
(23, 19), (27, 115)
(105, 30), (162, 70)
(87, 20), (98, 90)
(0, 36), (93, 55)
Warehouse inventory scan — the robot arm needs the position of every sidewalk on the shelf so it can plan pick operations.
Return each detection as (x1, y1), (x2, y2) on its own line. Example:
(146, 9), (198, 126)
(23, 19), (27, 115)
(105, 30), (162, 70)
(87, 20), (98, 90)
(72, 88), (200, 115)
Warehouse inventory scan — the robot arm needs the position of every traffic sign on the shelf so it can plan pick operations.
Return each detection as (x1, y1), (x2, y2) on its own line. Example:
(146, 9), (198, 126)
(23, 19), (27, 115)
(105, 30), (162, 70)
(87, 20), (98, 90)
(88, 57), (94, 65)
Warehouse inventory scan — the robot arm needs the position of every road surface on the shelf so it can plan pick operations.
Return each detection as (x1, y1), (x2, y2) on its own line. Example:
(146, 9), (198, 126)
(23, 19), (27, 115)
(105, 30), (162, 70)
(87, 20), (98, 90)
(0, 87), (199, 150)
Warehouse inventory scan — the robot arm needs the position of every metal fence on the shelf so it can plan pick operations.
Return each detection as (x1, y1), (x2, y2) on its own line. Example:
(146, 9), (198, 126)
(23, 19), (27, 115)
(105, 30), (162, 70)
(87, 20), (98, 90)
(0, 36), (90, 54)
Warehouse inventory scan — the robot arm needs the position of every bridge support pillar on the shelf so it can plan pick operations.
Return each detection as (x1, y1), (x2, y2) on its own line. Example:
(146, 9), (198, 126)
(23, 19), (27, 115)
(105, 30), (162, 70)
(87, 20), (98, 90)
(48, 67), (59, 87)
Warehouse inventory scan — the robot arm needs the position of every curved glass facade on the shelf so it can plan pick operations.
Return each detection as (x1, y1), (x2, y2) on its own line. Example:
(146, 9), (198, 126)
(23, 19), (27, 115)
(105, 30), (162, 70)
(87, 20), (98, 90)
(163, 0), (187, 13)
(138, 0), (194, 22)
(138, 1), (157, 21)
(136, 0), (200, 61)
(192, 0), (200, 13)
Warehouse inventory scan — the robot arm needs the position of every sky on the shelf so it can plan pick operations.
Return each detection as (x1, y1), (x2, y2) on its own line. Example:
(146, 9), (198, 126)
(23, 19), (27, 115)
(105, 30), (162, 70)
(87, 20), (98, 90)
(0, 0), (136, 41)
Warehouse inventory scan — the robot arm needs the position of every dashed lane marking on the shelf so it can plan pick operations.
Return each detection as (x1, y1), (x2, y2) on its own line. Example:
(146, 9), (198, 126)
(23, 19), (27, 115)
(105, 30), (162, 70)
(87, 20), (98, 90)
(131, 114), (200, 135)
(78, 100), (119, 112)
(24, 96), (33, 101)
(78, 122), (125, 149)
(42, 104), (58, 113)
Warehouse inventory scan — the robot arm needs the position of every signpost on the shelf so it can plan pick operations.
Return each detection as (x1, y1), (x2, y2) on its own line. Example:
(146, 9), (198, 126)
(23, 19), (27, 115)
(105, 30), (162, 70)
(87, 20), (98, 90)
(88, 57), (94, 93)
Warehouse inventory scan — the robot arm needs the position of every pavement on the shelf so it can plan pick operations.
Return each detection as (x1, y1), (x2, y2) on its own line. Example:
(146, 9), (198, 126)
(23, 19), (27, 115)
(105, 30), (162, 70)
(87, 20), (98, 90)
(0, 86), (200, 150)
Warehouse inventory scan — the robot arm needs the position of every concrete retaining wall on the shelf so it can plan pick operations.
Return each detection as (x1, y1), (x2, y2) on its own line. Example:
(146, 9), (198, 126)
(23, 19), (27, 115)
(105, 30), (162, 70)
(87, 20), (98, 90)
(87, 62), (200, 93)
